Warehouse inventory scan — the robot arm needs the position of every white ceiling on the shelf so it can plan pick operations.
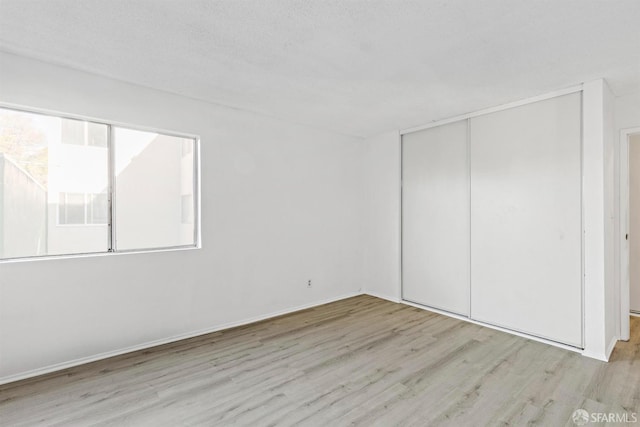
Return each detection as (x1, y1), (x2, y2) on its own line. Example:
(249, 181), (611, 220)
(1, 0), (639, 138)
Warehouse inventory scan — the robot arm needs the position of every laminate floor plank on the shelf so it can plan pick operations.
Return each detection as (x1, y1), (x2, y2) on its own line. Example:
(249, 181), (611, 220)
(1, 296), (638, 426)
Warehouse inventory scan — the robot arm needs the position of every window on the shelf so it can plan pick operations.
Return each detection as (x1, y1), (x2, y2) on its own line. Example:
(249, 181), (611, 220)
(0, 106), (198, 260)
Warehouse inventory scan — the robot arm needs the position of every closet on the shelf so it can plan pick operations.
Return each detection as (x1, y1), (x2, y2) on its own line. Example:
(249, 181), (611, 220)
(402, 92), (583, 347)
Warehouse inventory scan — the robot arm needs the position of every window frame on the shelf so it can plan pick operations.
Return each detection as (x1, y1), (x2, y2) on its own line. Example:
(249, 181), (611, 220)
(0, 103), (201, 262)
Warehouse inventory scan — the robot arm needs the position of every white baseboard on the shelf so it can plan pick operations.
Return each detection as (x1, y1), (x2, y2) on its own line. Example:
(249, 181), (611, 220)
(580, 350), (608, 362)
(580, 335), (618, 362)
(364, 291), (401, 303)
(605, 335), (619, 361)
(0, 291), (363, 386)
(400, 299), (584, 356)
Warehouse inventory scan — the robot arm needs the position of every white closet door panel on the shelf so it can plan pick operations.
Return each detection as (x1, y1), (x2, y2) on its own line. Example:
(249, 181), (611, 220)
(402, 120), (469, 315)
(470, 93), (582, 347)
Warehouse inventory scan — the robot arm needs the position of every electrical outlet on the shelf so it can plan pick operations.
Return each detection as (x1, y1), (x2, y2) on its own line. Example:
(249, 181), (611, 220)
(307, 280), (312, 287)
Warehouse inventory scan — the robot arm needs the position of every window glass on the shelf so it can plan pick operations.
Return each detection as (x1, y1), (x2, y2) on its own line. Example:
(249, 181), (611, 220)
(88, 122), (107, 147)
(114, 127), (195, 250)
(181, 194), (194, 224)
(61, 119), (85, 145)
(59, 193), (86, 225)
(181, 139), (193, 157)
(89, 192), (108, 224)
(0, 108), (108, 258)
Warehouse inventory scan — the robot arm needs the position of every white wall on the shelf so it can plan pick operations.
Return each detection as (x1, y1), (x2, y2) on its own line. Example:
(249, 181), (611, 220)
(615, 92), (640, 131)
(602, 81), (617, 356)
(0, 52), (366, 382)
(361, 131), (401, 302)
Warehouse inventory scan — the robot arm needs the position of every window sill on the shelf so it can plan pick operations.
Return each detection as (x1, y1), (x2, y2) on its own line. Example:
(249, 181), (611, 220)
(0, 244), (200, 264)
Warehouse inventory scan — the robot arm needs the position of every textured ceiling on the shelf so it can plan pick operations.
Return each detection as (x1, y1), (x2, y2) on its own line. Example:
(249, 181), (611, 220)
(0, 0), (639, 138)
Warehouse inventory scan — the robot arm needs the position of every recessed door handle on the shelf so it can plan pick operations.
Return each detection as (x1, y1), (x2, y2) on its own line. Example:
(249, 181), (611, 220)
(626, 234), (629, 240)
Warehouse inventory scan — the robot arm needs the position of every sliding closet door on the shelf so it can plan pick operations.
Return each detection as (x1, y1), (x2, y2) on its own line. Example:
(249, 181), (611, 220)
(470, 93), (582, 346)
(402, 120), (469, 316)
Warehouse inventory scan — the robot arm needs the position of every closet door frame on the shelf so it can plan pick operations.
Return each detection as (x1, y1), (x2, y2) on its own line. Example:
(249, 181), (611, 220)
(620, 126), (640, 341)
(400, 84), (585, 349)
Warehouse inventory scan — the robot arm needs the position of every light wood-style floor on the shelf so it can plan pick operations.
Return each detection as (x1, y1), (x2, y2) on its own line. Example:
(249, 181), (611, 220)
(1, 295), (638, 426)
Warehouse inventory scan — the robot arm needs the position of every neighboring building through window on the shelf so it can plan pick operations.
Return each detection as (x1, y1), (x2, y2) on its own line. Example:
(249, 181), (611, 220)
(61, 119), (108, 147)
(89, 192), (108, 224)
(0, 106), (198, 260)
(113, 127), (196, 250)
(58, 192), (108, 225)
(58, 192), (86, 225)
